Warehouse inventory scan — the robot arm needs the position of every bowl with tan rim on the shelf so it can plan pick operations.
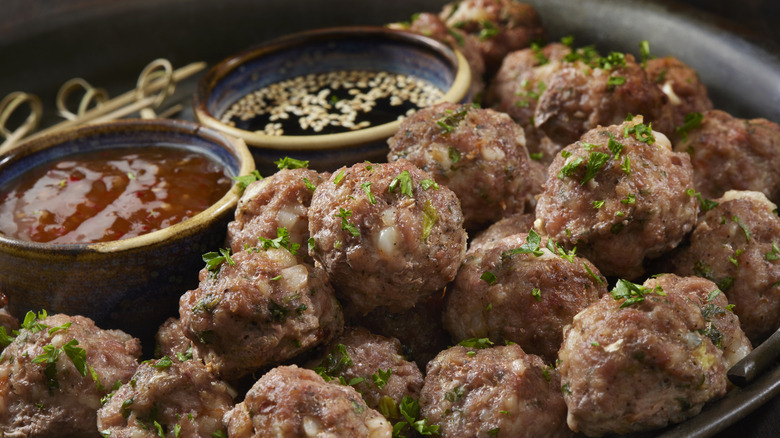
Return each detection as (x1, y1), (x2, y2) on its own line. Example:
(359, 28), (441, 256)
(194, 25), (472, 175)
(0, 118), (255, 340)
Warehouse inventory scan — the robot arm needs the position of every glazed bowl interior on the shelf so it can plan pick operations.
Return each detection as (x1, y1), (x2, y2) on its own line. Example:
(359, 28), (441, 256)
(0, 119), (255, 341)
(194, 25), (471, 173)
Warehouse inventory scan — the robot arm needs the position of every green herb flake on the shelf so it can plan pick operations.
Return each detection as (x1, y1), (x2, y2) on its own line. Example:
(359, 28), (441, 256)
(335, 208), (360, 237)
(621, 155), (631, 175)
(639, 40), (652, 68)
(675, 112), (703, 141)
(202, 248), (235, 276)
(593, 200), (605, 209)
(372, 368), (392, 390)
(766, 241), (780, 261)
(621, 193), (636, 205)
(607, 75), (626, 90)
(458, 337), (494, 349)
(610, 279), (666, 308)
(420, 179), (440, 191)
(481, 271), (497, 285)
(502, 229), (545, 257)
(584, 263), (604, 285)
(607, 133), (624, 159)
(581, 151), (611, 185)
(232, 170), (263, 190)
(361, 182), (377, 204)
(421, 200), (439, 242)
(624, 122), (655, 144)
(333, 169), (346, 185)
(685, 189), (718, 212)
(478, 20), (499, 41)
(437, 107), (469, 133)
(274, 157), (309, 169)
(532, 287), (542, 301)
(448, 147), (462, 164)
(0, 327), (15, 348)
(732, 216), (752, 242)
(558, 156), (584, 179)
(302, 177), (317, 191)
(389, 170), (414, 198)
(256, 227), (300, 255)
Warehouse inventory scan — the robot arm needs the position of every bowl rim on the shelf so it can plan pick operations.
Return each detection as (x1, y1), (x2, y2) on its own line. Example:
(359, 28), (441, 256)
(193, 25), (472, 151)
(0, 118), (255, 254)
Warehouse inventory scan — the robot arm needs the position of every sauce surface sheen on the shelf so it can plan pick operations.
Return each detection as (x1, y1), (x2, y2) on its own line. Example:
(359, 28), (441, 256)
(0, 145), (232, 244)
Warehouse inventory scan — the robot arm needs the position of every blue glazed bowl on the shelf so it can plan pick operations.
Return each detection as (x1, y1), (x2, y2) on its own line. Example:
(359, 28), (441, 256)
(194, 25), (471, 174)
(0, 119), (254, 340)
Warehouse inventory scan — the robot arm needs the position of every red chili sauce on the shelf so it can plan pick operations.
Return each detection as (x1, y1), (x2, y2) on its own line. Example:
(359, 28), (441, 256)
(0, 146), (233, 244)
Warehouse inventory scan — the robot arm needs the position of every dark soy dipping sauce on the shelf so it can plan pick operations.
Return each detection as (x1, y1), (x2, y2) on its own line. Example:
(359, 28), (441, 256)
(0, 146), (232, 244)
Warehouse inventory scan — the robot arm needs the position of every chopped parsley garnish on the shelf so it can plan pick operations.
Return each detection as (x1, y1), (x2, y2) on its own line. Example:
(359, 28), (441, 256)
(437, 107), (469, 133)
(546, 238), (577, 262)
(361, 182), (377, 204)
(732, 216), (752, 242)
(593, 200), (605, 209)
(557, 156), (584, 179)
(420, 179), (440, 191)
(393, 396), (439, 437)
(21, 310), (49, 333)
(458, 338), (494, 349)
(639, 40), (652, 68)
(0, 327), (14, 347)
(621, 155), (631, 175)
(502, 229), (545, 257)
(561, 35), (574, 47)
(621, 193), (636, 205)
(333, 169), (346, 185)
(607, 133), (624, 159)
(202, 248), (235, 276)
(766, 241), (780, 261)
(232, 170), (263, 190)
(584, 262), (604, 285)
(480, 271), (497, 285)
(314, 344), (353, 381)
(685, 189), (718, 211)
(302, 177), (317, 191)
(531, 42), (549, 65)
(676, 112), (703, 141)
(624, 122), (655, 144)
(152, 356), (173, 369)
(610, 279), (666, 308)
(444, 385), (465, 402)
(581, 151), (611, 185)
(372, 368), (392, 390)
(335, 208), (360, 237)
(478, 20), (499, 41)
(530, 152), (544, 161)
(421, 200), (439, 242)
(448, 147), (462, 164)
(256, 227), (300, 255)
(607, 75), (626, 90)
(274, 157), (309, 169)
(389, 170), (414, 198)
(532, 287), (542, 301)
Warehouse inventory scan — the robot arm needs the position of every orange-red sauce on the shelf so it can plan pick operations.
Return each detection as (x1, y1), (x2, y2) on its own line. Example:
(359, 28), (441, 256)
(0, 146), (232, 244)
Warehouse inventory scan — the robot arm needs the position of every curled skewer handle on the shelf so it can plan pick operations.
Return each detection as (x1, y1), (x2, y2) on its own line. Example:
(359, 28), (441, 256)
(728, 327), (780, 387)
(56, 78), (109, 121)
(0, 92), (43, 155)
(135, 58), (175, 119)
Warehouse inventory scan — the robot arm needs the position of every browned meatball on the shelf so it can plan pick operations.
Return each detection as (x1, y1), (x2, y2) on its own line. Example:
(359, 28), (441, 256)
(223, 365), (392, 438)
(346, 293), (452, 370)
(645, 56), (713, 139)
(387, 103), (544, 229)
(486, 42), (571, 161)
(306, 327), (424, 413)
(443, 231), (607, 363)
(97, 358), (235, 438)
(558, 274), (735, 436)
(308, 160), (467, 314)
(179, 247), (343, 379)
(226, 167), (328, 257)
(536, 116), (697, 279)
(154, 317), (196, 362)
(668, 190), (780, 344)
(0, 313), (141, 437)
(467, 212), (536, 253)
(420, 344), (572, 438)
(535, 52), (669, 146)
(439, 0), (546, 75)
(398, 12), (487, 96)
(674, 109), (780, 204)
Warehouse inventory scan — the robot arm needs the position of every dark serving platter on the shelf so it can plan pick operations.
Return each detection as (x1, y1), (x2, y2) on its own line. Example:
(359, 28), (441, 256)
(1, 1), (779, 436)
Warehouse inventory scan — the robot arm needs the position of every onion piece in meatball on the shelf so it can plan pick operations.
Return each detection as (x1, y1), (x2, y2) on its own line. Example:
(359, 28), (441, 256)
(223, 365), (392, 438)
(558, 274), (734, 436)
(444, 230), (607, 363)
(420, 343), (572, 438)
(387, 103), (544, 230)
(97, 358), (236, 438)
(535, 116), (697, 279)
(668, 190), (780, 344)
(674, 109), (780, 205)
(179, 247), (343, 379)
(308, 160), (467, 315)
(0, 313), (141, 438)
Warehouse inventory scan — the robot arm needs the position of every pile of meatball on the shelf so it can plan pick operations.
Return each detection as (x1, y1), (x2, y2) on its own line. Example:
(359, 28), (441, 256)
(2, 1), (780, 437)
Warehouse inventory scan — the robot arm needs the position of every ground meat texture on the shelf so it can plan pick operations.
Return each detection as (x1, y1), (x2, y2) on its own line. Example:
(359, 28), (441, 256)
(346, 293), (452, 370)
(0, 313), (141, 438)
(308, 160), (467, 314)
(535, 116), (697, 279)
(535, 54), (670, 146)
(387, 103), (544, 230)
(154, 317), (196, 362)
(443, 232), (607, 363)
(467, 212), (536, 253)
(645, 56), (713, 140)
(226, 167), (328, 257)
(179, 248), (343, 379)
(420, 344), (572, 438)
(400, 12), (486, 96)
(97, 358), (235, 438)
(0, 292), (18, 342)
(668, 190), (780, 344)
(439, 0), (545, 75)
(307, 327), (424, 413)
(558, 275), (730, 437)
(223, 365), (392, 438)
(673, 109), (780, 204)
(485, 42), (572, 161)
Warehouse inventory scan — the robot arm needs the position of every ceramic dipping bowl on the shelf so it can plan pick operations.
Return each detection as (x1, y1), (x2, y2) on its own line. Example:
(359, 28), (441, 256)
(194, 25), (472, 175)
(0, 119), (254, 340)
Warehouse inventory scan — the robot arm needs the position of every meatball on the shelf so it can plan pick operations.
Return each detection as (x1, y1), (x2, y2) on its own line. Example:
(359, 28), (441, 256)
(645, 56), (713, 138)
(179, 247), (343, 379)
(467, 212), (536, 253)
(485, 42), (572, 160)
(97, 358), (235, 438)
(226, 167), (328, 257)
(444, 231), (607, 363)
(0, 313), (141, 437)
(420, 344), (571, 438)
(668, 190), (780, 344)
(397, 12), (487, 95)
(154, 317), (196, 361)
(223, 365), (392, 438)
(535, 116), (697, 279)
(307, 327), (424, 412)
(673, 109), (780, 204)
(308, 160), (467, 314)
(346, 293), (452, 370)
(439, 0), (546, 75)
(0, 292), (18, 340)
(534, 52), (669, 146)
(387, 103), (544, 229)
(558, 274), (734, 436)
